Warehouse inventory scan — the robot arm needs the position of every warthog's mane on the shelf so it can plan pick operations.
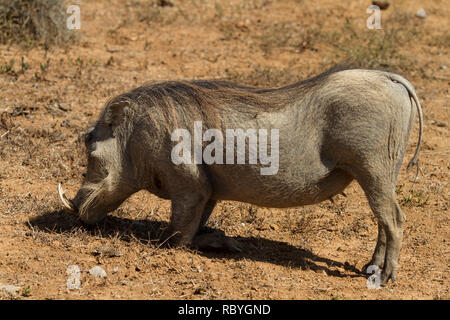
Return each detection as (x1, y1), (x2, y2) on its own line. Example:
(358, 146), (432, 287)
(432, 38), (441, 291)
(103, 65), (400, 127)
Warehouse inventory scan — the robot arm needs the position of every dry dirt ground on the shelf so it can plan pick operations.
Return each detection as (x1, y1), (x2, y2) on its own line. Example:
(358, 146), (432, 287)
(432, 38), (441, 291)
(0, 0), (448, 300)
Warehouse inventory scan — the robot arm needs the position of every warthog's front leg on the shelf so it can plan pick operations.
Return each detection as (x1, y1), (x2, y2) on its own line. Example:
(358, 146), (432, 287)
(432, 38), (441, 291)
(168, 196), (241, 252)
(168, 192), (210, 247)
(193, 199), (242, 252)
(198, 199), (217, 231)
(163, 164), (213, 246)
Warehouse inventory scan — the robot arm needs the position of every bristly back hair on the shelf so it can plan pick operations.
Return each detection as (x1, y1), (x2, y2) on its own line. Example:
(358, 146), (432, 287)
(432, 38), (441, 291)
(103, 65), (402, 126)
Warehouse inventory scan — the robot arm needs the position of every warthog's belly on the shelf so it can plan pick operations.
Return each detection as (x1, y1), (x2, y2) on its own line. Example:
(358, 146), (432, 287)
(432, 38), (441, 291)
(207, 165), (354, 208)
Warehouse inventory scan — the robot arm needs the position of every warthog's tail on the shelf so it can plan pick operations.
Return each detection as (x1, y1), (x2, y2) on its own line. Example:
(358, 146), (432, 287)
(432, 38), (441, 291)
(387, 73), (423, 170)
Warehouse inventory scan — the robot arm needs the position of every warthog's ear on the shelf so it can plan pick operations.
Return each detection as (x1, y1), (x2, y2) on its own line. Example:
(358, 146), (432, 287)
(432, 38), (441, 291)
(105, 100), (130, 126)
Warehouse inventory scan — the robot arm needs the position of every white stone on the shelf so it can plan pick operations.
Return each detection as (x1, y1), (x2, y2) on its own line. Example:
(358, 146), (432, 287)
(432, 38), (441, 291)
(415, 9), (427, 19)
(0, 284), (21, 296)
(89, 266), (107, 278)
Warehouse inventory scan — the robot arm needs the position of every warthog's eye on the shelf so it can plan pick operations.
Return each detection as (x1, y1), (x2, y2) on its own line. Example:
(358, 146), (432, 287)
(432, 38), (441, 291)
(84, 127), (95, 145)
(84, 133), (92, 145)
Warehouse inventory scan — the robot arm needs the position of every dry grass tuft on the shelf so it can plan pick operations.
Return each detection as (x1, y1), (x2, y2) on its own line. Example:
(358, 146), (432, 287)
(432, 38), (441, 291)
(257, 22), (320, 55)
(324, 12), (424, 71)
(0, 0), (75, 46)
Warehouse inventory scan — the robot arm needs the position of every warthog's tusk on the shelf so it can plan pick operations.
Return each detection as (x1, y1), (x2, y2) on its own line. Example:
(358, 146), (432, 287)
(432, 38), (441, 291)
(58, 182), (75, 212)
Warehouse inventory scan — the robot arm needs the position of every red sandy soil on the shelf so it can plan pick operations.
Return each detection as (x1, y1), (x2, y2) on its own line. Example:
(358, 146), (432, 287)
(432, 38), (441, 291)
(0, 0), (448, 299)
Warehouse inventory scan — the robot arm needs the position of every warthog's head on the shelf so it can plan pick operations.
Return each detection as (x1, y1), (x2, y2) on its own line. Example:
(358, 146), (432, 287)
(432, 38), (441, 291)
(58, 100), (140, 224)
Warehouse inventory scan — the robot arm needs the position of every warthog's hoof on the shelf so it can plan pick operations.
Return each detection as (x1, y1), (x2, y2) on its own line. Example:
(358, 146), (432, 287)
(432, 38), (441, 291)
(362, 260), (385, 274)
(380, 268), (398, 286)
(192, 230), (242, 253)
(363, 261), (398, 287)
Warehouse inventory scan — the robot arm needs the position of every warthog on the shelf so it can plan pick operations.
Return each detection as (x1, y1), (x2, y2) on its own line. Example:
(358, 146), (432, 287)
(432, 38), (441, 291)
(58, 67), (422, 285)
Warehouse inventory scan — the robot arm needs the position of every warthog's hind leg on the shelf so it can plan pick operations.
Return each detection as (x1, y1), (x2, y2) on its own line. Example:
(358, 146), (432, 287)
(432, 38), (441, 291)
(362, 223), (387, 271)
(355, 170), (405, 285)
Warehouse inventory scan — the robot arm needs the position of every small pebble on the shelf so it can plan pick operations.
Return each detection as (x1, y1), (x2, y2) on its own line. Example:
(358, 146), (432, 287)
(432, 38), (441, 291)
(415, 9), (427, 19)
(89, 266), (107, 278)
(0, 284), (21, 296)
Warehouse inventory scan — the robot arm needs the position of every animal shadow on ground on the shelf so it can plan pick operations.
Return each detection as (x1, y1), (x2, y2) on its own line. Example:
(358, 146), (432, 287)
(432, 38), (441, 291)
(28, 210), (364, 279)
